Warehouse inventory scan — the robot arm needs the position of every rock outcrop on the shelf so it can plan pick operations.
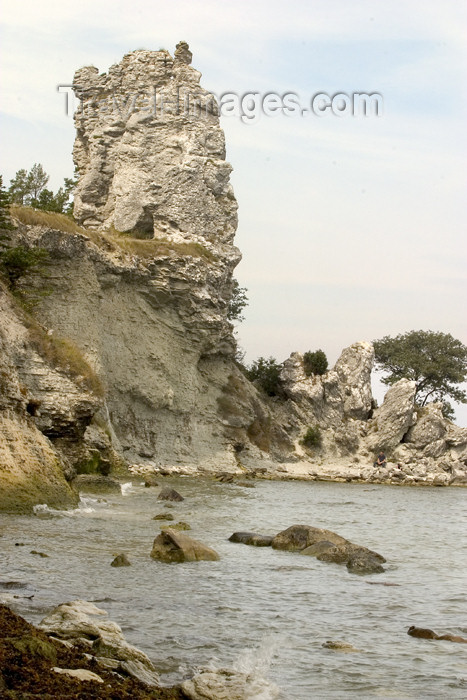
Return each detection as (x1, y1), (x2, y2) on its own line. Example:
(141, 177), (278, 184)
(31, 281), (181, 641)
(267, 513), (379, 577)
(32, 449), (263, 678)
(72, 41), (237, 248)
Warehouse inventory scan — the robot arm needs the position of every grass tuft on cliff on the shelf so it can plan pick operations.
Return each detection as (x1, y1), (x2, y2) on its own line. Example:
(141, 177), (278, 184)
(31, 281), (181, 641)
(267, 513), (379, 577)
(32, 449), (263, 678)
(107, 229), (217, 262)
(10, 205), (216, 262)
(10, 205), (86, 235)
(24, 316), (105, 397)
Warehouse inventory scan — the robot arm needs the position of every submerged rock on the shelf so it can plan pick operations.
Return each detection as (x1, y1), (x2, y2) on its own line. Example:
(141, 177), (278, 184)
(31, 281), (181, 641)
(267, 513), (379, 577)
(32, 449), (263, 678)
(322, 640), (360, 652)
(229, 532), (274, 547)
(407, 626), (467, 643)
(111, 553), (131, 567)
(150, 529), (219, 563)
(158, 487), (184, 502)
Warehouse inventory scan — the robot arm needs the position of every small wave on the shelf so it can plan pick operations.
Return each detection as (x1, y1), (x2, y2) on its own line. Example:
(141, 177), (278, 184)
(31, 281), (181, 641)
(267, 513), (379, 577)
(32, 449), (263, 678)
(120, 481), (133, 496)
(32, 498), (97, 517)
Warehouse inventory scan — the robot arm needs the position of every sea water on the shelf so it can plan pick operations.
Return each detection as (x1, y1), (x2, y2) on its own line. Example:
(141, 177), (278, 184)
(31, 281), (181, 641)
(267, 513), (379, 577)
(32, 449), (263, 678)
(1, 478), (466, 699)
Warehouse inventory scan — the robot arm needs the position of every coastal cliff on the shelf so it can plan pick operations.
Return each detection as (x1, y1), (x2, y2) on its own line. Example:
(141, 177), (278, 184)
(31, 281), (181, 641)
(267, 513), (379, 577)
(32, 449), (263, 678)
(1, 43), (466, 511)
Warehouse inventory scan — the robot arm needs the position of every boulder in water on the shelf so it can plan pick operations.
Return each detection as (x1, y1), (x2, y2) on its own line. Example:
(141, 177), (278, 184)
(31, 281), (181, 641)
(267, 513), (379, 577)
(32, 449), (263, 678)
(271, 525), (347, 551)
(150, 529), (219, 563)
(157, 487), (184, 502)
(229, 531), (273, 546)
(110, 553), (131, 567)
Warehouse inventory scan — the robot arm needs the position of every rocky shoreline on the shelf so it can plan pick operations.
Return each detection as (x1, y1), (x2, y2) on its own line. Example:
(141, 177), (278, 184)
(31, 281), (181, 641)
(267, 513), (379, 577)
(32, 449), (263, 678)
(0, 602), (185, 699)
(128, 458), (467, 488)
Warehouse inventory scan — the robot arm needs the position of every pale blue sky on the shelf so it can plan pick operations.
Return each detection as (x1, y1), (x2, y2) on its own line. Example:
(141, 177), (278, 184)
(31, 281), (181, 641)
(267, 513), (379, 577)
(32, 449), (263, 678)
(1, 0), (466, 422)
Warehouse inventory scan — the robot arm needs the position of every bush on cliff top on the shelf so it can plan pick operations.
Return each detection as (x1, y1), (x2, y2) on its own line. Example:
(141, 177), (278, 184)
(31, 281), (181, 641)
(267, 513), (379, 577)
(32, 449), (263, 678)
(303, 349), (328, 377)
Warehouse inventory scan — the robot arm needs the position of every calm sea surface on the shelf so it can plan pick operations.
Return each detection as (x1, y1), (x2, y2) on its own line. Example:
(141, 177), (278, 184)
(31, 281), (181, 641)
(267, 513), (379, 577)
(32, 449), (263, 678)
(1, 477), (466, 699)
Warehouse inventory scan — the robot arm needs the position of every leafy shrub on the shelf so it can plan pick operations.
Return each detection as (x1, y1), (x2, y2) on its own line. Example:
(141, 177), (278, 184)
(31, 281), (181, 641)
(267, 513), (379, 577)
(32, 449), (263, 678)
(246, 356), (283, 397)
(0, 245), (48, 289)
(301, 425), (322, 449)
(303, 349), (328, 376)
(227, 279), (248, 322)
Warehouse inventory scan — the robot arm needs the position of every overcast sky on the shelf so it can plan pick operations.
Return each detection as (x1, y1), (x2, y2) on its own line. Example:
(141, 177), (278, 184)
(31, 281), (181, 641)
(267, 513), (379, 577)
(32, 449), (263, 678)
(1, 1), (466, 423)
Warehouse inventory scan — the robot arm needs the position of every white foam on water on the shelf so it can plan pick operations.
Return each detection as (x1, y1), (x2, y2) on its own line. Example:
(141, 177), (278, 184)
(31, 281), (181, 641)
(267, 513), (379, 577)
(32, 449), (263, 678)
(32, 497), (97, 517)
(232, 635), (282, 699)
(120, 481), (133, 496)
(191, 636), (282, 700)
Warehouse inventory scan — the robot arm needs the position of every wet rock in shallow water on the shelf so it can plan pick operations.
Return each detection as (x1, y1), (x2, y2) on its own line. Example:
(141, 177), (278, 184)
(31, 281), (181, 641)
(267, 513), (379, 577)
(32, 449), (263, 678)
(144, 475), (159, 487)
(150, 529), (219, 563)
(228, 532), (274, 546)
(157, 487), (184, 502)
(73, 475), (121, 494)
(30, 550), (48, 558)
(407, 626), (467, 643)
(317, 543), (385, 574)
(270, 524), (386, 574)
(301, 540), (335, 557)
(271, 525), (347, 551)
(161, 521), (191, 531)
(153, 512), (174, 521)
(346, 549), (386, 575)
(215, 472), (235, 483)
(110, 553), (131, 567)
(322, 640), (360, 652)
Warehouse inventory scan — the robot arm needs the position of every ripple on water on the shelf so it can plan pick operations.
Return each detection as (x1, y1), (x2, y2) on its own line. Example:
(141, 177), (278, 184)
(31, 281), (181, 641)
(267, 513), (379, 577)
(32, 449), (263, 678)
(1, 478), (466, 699)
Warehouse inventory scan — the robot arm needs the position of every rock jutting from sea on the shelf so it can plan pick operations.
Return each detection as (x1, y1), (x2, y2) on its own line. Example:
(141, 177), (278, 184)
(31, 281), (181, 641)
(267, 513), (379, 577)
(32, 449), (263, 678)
(1, 42), (466, 512)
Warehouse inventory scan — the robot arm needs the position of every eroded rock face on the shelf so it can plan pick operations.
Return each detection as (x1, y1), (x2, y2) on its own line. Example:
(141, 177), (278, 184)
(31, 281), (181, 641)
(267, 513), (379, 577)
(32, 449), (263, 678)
(281, 341), (374, 426)
(0, 289), (83, 512)
(72, 42), (237, 246)
(365, 379), (416, 452)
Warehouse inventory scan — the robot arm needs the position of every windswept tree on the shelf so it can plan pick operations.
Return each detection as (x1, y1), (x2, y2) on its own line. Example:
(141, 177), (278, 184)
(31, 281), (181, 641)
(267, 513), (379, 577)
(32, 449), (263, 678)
(373, 330), (467, 419)
(227, 279), (248, 322)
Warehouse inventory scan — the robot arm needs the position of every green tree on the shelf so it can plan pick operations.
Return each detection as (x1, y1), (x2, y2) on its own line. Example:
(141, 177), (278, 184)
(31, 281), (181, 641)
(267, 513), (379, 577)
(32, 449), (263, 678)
(0, 176), (14, 233)
(373, 330), (467, 417)
(8, 168), (30, 205)
(303, 349), (328, 376)
(247, 356), (283, 396)
(0, 245), (49, 290)
(26, 163), (49, 200)
(227, 279), (248, 322)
